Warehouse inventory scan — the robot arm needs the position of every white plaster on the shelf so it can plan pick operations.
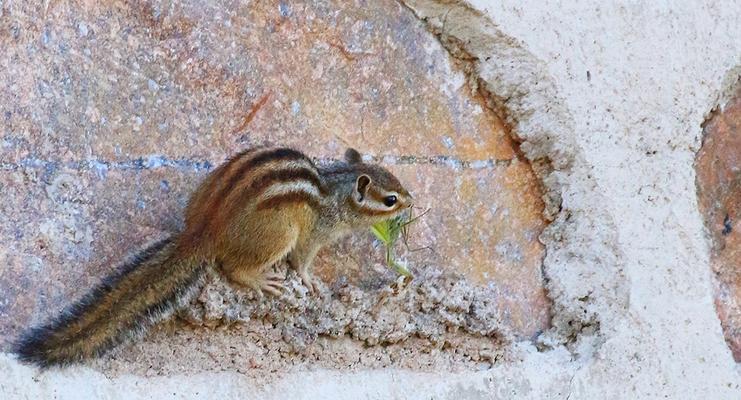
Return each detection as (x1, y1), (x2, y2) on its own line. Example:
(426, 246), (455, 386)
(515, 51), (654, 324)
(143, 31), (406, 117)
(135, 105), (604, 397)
(421, 0), (741, 398)
(1, 345), (574, 399)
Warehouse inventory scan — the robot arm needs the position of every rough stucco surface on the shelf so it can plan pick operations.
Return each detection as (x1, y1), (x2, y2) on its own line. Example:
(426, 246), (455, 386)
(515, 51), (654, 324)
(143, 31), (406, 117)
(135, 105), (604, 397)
(425, 0), (740, 398)
(1, 1), (740, 400)
(697, 85), (741, 361)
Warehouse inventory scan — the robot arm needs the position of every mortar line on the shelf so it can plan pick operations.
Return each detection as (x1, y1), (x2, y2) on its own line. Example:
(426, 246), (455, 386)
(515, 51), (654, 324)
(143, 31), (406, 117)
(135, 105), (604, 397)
(0, 154), (514, 173)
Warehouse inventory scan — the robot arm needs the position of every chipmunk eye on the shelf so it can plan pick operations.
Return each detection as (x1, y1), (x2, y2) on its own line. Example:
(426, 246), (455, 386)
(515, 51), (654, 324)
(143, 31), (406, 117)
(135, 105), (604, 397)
(383, 195), (397, 207)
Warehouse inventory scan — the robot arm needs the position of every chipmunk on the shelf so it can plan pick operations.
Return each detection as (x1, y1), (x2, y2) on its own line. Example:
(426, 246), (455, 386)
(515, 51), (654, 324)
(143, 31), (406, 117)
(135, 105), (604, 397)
(14, 146), (412, 367)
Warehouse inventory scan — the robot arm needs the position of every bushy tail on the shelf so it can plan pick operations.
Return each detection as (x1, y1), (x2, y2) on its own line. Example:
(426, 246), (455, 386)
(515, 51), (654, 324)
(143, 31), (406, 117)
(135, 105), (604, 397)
(13, 236), (209, 368)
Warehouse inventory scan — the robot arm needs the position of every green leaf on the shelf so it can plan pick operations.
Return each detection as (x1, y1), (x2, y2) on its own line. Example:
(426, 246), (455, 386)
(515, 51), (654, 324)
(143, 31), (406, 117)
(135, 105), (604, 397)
(369, 209), (429, 279)
(370, 221), (391, 244)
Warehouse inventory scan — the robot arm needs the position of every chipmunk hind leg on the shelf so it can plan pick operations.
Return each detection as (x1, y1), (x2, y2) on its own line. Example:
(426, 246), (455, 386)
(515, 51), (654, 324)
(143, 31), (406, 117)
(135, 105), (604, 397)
(219, 212), (301, 296)
(288, 240), (323, 294)
(223, 262), (287, 297)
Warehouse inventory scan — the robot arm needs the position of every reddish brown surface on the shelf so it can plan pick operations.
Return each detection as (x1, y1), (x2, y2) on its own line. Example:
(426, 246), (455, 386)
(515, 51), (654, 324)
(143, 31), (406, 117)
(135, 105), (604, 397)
(696, 86), (741, 361)
(0, 0), (549, 355)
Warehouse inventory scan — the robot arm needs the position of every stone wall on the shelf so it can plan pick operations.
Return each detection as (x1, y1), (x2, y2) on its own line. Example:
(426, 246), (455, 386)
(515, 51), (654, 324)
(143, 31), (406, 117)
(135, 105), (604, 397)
(1, 0), (739, 399)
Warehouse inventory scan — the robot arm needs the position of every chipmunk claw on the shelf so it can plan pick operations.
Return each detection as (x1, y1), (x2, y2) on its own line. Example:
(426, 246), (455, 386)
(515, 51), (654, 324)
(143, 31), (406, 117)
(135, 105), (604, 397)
(299, 272), (318, 294)
(257, 272), (285, 297)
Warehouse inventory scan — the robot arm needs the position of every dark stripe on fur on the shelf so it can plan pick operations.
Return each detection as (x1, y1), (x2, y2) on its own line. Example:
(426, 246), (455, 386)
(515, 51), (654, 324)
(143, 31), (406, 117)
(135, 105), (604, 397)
(67, 239), (179, 341)
(243, 167), (327, 200)
(195, 147), (259, 211)
(215, 148), (256, 183)
(182, 147), (261, 244)
(94, 262), (208, 363)
(196, 148), (311, 234)
(218, 148), (310, 204)
(64, 261), (206, 365)
(346, 197), (394, 216)
(256, 191), (322, 211)
(12, 237), (205, 368)
(13, 237), (172, 366)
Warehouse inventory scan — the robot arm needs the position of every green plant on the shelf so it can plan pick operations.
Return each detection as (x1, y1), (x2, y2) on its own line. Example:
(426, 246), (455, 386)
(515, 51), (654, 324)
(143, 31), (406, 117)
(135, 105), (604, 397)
(370, 208), (429, 278)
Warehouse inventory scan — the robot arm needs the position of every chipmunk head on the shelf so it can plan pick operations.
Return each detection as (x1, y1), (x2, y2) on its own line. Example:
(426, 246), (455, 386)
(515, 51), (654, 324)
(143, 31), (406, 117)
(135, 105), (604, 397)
(337, 148), (413, 226)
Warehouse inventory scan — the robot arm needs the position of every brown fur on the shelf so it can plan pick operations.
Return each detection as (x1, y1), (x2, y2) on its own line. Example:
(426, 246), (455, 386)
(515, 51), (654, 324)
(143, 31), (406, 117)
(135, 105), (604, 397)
(14, 146), (411, 367)
(14, 239), (209, 367)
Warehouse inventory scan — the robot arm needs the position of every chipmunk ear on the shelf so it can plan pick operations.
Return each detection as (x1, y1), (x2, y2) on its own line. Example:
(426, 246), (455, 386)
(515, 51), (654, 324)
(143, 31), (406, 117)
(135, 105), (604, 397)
(345, 148), (362, 164)
(355, 174), (371, 202)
